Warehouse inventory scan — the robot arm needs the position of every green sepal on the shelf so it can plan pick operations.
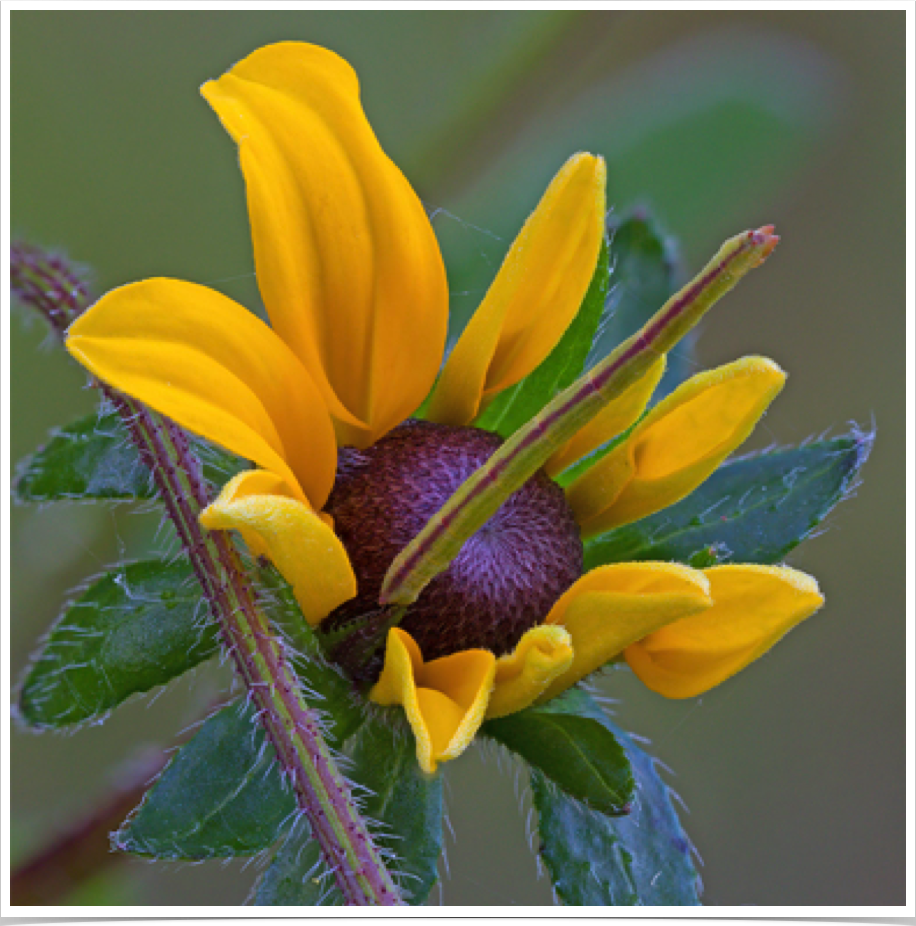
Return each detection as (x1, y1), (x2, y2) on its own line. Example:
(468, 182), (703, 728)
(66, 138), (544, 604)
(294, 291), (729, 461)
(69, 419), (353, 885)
(16, 559), (219, 730)
(475, 238), (610, 438)
(254, 711), (443, 906)
(584, 431), (873, 569)
(483, 702), (634, 817)
(532, 689), (701, 906)
(115, 700), (296, 860)
(14, 408), (246, 503)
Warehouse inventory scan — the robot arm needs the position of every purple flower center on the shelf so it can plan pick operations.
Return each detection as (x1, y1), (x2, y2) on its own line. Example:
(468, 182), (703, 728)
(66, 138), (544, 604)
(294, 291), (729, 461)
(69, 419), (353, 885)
(321, 419), (582, 679)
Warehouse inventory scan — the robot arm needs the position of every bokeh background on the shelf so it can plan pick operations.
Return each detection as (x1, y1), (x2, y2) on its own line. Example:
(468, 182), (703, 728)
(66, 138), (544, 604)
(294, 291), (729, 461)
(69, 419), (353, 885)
(9, 11), (906, 906)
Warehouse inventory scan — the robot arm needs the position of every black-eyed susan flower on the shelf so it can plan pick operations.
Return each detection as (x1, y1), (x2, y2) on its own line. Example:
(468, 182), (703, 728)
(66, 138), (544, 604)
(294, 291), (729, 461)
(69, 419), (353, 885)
(66, 41), (824, 775)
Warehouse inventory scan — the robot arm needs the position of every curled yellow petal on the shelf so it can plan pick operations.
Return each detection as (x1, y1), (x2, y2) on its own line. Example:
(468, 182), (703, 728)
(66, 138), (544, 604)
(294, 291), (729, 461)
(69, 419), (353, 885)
(427, 153), (607, 426)
(538, 562), (712, 704)
(486, 625), (574, 720)
(546, 355), (666, 476)
(567, 356), (786, 537)
(626, 564), (824, 699)
(202, 42), (448, 448)
(66, 278), (337, 508)
(370, 628), (495, 774)
(200, 470), (356, 626)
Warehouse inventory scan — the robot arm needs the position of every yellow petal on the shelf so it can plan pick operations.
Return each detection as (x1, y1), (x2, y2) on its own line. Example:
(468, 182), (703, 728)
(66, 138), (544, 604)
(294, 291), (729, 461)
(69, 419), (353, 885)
(200, 470), (356, 626)
(568, 356), (786, 537)
(486, 625), (574, 719)
(202, 42), (448, 448)
(66, 278), (337, 507)
(538, 562), (712, 704)
(370, 628), (495, 774)
(546, 355), (666, 476)
(626, 565), (824, 699)
(427, 153), (607, 426)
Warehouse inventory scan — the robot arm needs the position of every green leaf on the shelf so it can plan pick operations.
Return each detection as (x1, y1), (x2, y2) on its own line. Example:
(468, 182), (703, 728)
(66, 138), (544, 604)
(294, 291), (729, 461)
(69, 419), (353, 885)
(584, 431), (873, 570)
(15, 409), (154, 501)
(116, 700), (295, 859)
(15, 408), (247, 503)
(533, 689), (701, 905)
(531, 771), (638, 905)
(349, 713), (443, 904)
(17, 559), (218, 729)
(475, 238), (610, 437)
(483, 703), (634, 817)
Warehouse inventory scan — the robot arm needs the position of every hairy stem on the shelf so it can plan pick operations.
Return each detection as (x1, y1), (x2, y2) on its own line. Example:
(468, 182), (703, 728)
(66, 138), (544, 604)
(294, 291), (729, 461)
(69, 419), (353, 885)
(381, 226), (779, 606)
(11, 244), (402, 906)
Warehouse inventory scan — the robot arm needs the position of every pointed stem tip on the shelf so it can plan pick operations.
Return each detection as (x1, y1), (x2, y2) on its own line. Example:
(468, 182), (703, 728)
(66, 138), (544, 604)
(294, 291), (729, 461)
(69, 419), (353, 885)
(752, 225), (779, 263)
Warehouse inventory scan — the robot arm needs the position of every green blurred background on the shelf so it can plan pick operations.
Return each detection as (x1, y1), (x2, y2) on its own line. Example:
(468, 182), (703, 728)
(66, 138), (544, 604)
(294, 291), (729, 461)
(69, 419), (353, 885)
(10, 11), (905, 906)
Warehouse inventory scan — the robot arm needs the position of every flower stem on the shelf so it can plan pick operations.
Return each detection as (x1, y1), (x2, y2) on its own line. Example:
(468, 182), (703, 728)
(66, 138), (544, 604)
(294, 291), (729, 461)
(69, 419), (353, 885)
(381, 226), (779, 606)
(124, 409), (400, 905)
(11, 244), (403, 906)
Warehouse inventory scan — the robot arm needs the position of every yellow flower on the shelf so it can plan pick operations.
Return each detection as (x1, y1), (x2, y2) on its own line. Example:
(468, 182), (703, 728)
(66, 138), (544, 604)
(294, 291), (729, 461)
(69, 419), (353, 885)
(65, 42), (824, 775)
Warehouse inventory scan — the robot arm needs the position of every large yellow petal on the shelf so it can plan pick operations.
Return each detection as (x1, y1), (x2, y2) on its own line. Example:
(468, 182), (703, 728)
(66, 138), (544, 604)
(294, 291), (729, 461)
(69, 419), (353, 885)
(486, 625), (574, 719)
(567, 356), (786, 537)
(538, 562), (712, 703)
(200, 469), (356, 626)
(546, 355), (666, 476)
(427, 153), (607, 426)
(370, 628), (496, 774)
(202, 42), (449, 448)
(66, 278), (337, 507)
(626, 565), (824, 699)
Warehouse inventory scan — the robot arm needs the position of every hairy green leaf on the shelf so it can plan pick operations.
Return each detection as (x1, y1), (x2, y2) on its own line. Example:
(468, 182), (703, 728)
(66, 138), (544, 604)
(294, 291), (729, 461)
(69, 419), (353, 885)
(475, 238), (610, 437)
(484, 704), (634, 817)
(15, 409), (154, 501)
(584, 431), (873, 570)
(15, 408), (247, 503)
(533, 689), (701, 905)
(116, 700), (295, 859)
(17, 560), (217, 729)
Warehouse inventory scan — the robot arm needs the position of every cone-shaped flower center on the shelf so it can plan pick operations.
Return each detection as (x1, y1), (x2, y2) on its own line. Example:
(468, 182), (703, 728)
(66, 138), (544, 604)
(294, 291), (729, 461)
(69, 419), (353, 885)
(322, 420), (583, 677)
